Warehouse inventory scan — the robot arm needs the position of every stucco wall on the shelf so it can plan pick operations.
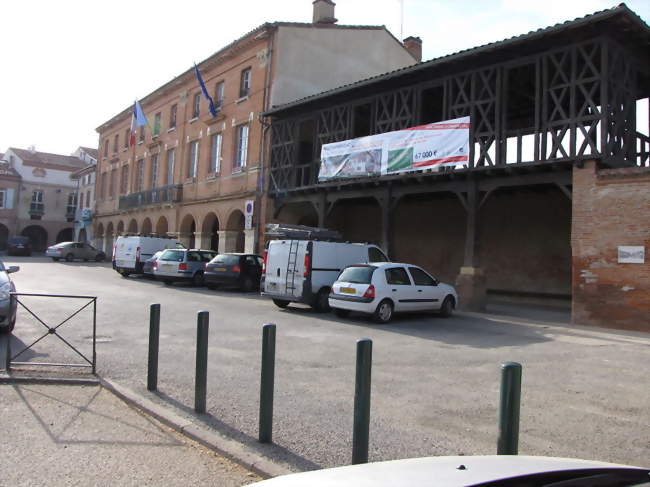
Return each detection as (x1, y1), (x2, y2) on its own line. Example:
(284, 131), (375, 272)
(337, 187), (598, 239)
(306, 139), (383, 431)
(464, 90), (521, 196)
(272, 26), (415, 107)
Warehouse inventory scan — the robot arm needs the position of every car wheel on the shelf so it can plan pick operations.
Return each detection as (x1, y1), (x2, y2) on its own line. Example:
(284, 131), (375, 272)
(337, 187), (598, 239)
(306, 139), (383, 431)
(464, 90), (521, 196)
(52, 258), (60, 262)
(272, 299), (290, 309)
(334, 308), (351, 318)
(439, 296), (455, 318)
(312, 288), (331, 313)
(241, 276), (254, 292)
(373, 299), (393, 324)
(65, 253), (74, 262)
(95, 254), (105, 262)
(192, 272), (205, 287)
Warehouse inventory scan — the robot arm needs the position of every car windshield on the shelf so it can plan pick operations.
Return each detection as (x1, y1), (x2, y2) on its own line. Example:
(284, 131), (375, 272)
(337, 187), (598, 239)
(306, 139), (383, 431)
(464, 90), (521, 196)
(338, 265), (375, 284)
(9, 237), (28, 244)
(56, 242), (74, 247)
(159, 250), (185, 262)
(210, 254), (240, 265)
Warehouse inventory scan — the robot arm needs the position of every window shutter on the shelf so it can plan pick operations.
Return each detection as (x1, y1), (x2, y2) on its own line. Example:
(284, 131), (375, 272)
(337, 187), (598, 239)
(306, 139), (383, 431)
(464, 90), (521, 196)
(5, 188), (14, 209)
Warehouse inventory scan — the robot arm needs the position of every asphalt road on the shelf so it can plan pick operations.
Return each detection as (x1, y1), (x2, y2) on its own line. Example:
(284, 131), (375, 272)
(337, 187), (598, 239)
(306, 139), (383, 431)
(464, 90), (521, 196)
(4, 256), (649, 470)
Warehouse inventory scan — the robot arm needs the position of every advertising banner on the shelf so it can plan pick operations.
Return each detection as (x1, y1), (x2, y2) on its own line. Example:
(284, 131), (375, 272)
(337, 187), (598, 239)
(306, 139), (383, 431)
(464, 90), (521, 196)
(318, 116), (470, 181)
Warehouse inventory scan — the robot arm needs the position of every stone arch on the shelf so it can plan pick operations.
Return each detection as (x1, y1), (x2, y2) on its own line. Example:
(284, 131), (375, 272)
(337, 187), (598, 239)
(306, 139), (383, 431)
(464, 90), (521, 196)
(78, 228), (88, 242)
(201, 212), (220, 251)
(21, 225), (48, 251)
(127, 218), (138, 234)
(56, 228), (74, 243)
(155, 216), (169, 235)
(225, 209), (245, 253)
(116, 220), (125, 236)
(105, 221), (115, 254)
(141, 217), (153, 235)
(0, 223), (8, 250)
(179, 213), (197, 248)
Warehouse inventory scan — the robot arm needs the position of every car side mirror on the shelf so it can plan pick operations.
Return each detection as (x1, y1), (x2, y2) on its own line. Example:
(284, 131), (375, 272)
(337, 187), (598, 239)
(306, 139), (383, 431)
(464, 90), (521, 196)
(7, 266), (19, 274)
(432, 279), (439, 286)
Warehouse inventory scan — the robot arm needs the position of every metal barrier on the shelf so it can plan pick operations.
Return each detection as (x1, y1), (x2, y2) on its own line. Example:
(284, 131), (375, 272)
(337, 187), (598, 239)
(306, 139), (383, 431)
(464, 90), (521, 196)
(7, 292), (97, 374)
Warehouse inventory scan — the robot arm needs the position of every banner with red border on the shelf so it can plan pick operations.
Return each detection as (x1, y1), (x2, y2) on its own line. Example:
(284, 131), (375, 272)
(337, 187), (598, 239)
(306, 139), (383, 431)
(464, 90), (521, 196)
(318, 116), (470, 181)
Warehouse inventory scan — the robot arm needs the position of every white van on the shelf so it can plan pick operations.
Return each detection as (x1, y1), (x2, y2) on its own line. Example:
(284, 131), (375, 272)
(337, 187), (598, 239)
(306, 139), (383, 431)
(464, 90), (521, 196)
(113, 235), (184, 276)
(261, 225), (388, 311)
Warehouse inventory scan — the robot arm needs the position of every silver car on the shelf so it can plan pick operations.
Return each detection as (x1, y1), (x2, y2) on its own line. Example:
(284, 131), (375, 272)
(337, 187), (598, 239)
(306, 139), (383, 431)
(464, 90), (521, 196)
(153, 249), (216, 286)
(46, 242), (106, 262)
(0, 260), (19, 333)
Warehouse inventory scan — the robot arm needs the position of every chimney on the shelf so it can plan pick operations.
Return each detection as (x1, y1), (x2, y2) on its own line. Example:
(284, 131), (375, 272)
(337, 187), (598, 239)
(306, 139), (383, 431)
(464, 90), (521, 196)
(403, 36), (422, 62)
(312, 0), (337, 25)
(28, 144), (37, 154)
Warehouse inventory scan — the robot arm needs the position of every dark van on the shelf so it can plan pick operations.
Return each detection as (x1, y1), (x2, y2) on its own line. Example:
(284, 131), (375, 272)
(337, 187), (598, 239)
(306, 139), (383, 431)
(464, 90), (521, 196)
(7, 236), (32, 256)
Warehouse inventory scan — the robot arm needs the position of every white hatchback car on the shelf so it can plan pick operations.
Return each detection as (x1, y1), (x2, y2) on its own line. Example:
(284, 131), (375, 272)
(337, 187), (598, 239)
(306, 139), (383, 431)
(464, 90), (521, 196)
(329, 263), (458, 323)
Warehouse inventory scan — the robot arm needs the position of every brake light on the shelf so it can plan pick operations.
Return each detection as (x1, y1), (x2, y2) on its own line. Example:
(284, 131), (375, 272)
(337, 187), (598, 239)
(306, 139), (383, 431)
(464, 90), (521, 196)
(262, 252), (267, 275)
(179, 263), (187, 271)
(136, 246), (141, 262)
(153, 262), (158, 270)
(304, 253), (310, 278)
(232, 264), (241, 273)
(363, 285), (375, 299)
(112, 245), (116, 260)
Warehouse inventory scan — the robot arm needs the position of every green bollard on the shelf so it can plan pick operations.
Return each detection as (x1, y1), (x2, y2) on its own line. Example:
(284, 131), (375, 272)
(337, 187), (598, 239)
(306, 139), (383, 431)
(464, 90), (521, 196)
(258, 323), (276, 443)
(147, 304), (161, 391)
(497, 361), (522, 455)
(194, 311), (209, 414)
(352, 338), (372, 465)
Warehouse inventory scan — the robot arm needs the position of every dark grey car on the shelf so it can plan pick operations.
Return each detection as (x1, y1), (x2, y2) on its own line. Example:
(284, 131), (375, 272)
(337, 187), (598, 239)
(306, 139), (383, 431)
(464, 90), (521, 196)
(0, 259), (19, 333)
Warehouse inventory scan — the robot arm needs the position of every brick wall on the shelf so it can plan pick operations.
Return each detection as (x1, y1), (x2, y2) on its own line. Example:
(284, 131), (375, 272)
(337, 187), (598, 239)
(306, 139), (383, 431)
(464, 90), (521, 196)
(572, 161), (650, 332)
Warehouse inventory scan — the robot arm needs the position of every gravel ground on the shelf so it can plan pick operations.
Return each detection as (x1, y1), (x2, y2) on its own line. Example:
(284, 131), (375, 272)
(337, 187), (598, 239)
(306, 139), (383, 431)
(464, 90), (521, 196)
(4, 257), (649, 472)
(0, 383), (261, 487)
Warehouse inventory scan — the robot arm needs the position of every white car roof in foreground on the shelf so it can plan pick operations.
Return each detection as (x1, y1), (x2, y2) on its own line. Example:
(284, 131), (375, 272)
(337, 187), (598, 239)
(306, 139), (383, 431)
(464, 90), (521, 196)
(251, 456), (647, 487)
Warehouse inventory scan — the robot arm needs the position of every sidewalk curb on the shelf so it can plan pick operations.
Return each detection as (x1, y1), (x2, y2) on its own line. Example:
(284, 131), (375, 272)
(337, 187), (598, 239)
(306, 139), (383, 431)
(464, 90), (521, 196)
(99, 377), (293, 480)
(0, 375), (100, 385)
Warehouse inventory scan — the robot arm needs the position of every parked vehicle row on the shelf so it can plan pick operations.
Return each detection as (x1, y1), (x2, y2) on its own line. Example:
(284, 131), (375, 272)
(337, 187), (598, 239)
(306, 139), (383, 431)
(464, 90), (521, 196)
(259, 224), (458, 323)
(106, 228), (458, 324)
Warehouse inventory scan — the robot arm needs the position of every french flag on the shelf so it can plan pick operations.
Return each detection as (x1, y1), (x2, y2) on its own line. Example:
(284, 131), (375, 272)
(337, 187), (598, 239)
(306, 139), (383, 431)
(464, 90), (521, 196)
(129, 100), (148, 147)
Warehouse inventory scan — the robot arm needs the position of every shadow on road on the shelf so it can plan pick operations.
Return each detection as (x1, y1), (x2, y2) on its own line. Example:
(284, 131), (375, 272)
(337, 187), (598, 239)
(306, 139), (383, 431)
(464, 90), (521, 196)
(153, 389), (323, 472)
(271, 303), (556, 348)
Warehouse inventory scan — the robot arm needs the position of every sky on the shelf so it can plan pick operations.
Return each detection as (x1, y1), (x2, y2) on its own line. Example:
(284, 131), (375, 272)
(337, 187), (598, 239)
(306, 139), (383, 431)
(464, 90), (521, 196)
(1, 0), (648, 156)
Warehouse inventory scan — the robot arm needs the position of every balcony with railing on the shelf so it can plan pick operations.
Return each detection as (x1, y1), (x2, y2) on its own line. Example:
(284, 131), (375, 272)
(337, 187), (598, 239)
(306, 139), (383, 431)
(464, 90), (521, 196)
(118, 184), (183, 210)
(29, 202), (44, 216)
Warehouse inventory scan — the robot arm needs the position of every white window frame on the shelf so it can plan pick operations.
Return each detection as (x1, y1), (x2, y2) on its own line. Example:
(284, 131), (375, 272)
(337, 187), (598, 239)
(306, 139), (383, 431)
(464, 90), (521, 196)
(151, 153), (159, 188)
(240, 68), (251, 98)
(166, 149), (175, 185)
(210, 133), (222, 173)
(136, 159), (145, 191)
(188, 141), (199, 179)
(234, 124), (249, 171)
(192, 93), (201, 119)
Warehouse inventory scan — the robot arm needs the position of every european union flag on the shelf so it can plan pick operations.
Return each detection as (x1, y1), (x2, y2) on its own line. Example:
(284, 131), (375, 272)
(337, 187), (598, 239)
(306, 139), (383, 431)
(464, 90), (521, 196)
(194, 64), (218, 118)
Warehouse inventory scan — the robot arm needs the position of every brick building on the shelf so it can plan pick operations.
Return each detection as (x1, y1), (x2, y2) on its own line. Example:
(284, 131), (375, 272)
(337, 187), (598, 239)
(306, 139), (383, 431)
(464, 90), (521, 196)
(93, 0), (418, 255)
(1, 147), (86, 250)
(0, 158), (22, 249)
